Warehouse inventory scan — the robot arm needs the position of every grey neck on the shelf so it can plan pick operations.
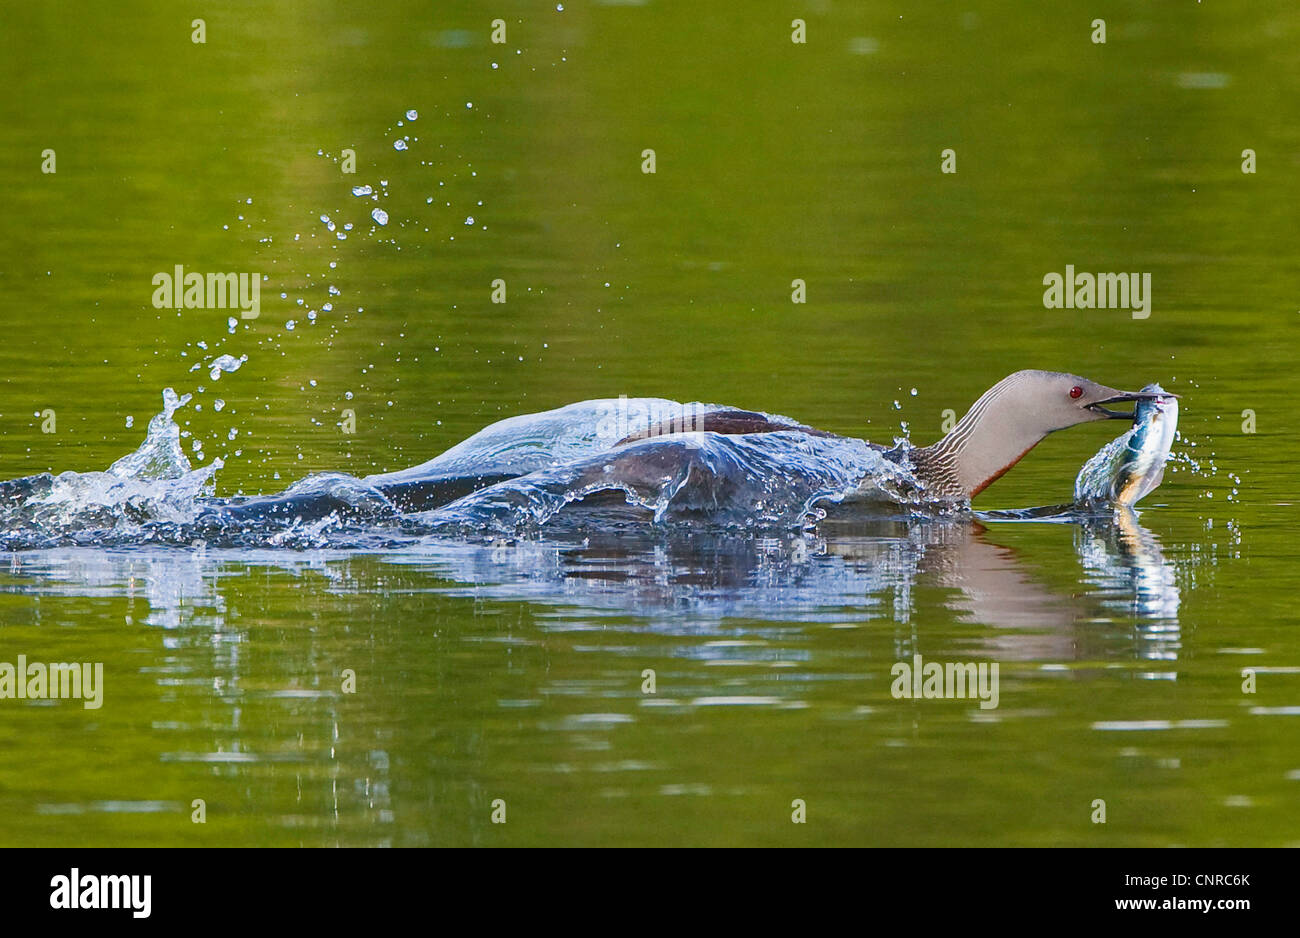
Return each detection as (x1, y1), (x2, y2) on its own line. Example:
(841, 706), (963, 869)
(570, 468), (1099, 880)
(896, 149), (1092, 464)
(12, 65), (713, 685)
(910, 374), (1053, 500)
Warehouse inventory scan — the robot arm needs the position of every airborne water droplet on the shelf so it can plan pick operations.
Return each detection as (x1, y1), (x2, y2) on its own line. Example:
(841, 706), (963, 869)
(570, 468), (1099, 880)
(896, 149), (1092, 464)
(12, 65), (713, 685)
(208, 354), (246, 381)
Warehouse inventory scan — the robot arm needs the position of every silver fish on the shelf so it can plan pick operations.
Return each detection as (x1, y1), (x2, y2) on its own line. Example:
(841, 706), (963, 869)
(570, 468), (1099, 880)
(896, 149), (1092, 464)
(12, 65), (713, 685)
(1074, 383), (1178, 507)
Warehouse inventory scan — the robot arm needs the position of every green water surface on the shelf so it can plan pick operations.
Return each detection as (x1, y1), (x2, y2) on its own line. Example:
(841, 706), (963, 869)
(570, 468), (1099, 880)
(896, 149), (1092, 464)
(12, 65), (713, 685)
(0, 0), (1297, 846)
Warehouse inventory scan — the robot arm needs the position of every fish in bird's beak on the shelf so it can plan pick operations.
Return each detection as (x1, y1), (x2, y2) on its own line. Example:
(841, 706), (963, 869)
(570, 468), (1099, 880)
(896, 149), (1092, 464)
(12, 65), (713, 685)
(1074, 383), (1180, 506)
(1086, 388), (1179, 420)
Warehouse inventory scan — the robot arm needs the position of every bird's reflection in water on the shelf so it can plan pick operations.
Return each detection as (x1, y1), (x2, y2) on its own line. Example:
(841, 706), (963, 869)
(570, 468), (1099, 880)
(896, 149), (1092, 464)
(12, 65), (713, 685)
(401, 503), (1183, 664)
(1, 506), (1181, 665)
(811, 508), (1179, 662)
(0, 509), (1182, 837)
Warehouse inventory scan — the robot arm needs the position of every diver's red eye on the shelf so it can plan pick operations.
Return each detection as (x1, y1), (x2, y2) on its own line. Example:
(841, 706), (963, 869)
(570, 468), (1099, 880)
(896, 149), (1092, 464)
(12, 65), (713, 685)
(1069, 386), (1084, 399)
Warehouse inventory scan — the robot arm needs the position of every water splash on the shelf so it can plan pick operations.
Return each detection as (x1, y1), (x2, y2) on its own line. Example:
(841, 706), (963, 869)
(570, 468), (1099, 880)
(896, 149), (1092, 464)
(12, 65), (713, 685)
(0, 389), (222, 549)
(420, 430), (922, 533)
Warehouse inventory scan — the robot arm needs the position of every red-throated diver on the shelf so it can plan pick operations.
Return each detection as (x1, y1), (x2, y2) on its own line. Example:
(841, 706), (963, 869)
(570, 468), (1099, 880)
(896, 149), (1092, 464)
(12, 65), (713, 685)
(192, 370), (1167, 523)
(618, 370), (1166, 501)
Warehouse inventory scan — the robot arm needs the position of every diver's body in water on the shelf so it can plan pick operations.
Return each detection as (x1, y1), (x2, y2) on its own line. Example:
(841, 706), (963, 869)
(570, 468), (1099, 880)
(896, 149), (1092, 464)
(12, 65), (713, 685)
(197, 370), (1171, 527)
(375, 410), (836, 513)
